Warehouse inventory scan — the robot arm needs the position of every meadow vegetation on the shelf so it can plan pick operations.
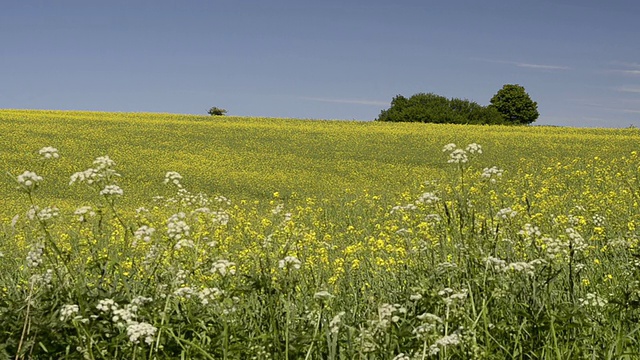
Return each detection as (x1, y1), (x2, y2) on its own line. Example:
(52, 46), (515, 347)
(2, 110), (640, 359)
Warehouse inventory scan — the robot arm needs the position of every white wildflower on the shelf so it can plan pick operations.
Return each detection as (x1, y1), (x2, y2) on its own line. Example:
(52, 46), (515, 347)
(26, 242), (45, 268)
(197, 287), (224, 305)
(578, 293), (608, 307)
(112, 306), (137, 324)
(442, 143), (457, 152)
(410, 293), (423, 301)
(39, 146), (60, 160)
(448, 149), (468, 163)
(126, 322), (157, 345)
(566, 227), (588, 252)
(17, 171), (43, 190)
(416, 313), (443, 323)
(329, 311), (345, 334)
(393, 353), (411, 360)
(133, 225), (155, 246)
(167, 213), (190, 241)
(278, 256), (301, 270)
(99, 184), (123, 196)
(416, 192), (440, 205)
(173, 287), (195, 299)
(174, 239), (195, 250)
(214, 195), (231, 205)
(212, 210), (230, 226)
(96, 298), (118, 312)
(519, 223), (541, 238)
(314, 290), (333, 301)
(93, 155), (116, 170)
(482, 166), (504, 183)
(74, 206), (96, 222)
(592, 214), (606, 227)
(69, 168), (99, 185)
(59, 304), (79, 321)
(390, 204), (417, 213)
(164, 171), (183, 188)
(412, 323), (437, 339)
(429, 333), (462, 355)
(272, 203), (285, 215)
(211, 259), (236, 276)
(465, 143), (482, 154)
(496, 207), (517, 219)
(484, 256), (507, 271)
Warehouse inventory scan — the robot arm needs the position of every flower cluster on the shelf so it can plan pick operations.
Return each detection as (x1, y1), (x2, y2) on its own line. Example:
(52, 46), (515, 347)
(38, 146), (60, 160)
(211, 259), (236, 276)
(59, 304), (80, 321)
(164, 171), (183, 188)
(482, 166), (504, 183)
(496, 207), (517, 220)
(167, 213), (190, 241)
(26, 242), (45, 268)
(17, 171), (43, 190)
(133, 225), (155, 246)
(74, 205), (96, 222)
(278, 256), (301, 270)
(70, 155), (120, 186)
(100, 184), (123, 196)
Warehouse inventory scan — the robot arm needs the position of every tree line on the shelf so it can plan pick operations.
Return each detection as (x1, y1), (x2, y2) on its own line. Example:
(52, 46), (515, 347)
(376, 84), (539, 125)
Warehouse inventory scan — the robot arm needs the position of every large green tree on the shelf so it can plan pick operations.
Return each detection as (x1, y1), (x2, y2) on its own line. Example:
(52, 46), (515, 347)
(489, 84), (539, 125)
(376, 93), (503, 125)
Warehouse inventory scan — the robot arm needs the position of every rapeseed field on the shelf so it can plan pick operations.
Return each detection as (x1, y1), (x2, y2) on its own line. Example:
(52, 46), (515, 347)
(2, 109), (640, 359)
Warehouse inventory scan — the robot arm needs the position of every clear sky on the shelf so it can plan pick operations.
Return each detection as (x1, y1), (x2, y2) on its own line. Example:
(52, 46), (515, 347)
(2, 0), (640, 127)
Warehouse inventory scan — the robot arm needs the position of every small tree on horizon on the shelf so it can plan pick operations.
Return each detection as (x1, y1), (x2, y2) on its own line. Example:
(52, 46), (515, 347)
(489, 84), (539, 125)
(208, 107), (227, 116)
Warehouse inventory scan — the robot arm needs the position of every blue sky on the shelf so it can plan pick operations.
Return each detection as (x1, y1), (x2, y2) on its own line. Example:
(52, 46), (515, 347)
(2, 0), (640, 127)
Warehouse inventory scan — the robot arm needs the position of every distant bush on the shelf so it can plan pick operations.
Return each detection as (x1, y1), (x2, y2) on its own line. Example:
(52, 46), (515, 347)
(376, 93), (504, 125)
(208, 107), (227, 116)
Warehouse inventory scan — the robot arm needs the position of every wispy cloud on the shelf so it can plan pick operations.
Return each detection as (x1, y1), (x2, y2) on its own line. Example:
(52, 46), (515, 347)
(610, 70), (640, 76)
(615, 86), (640, 94)
(299, 96), (388, 106)
(472, 58), (570, 70)
(609, 61), (640, 68)
(607, 61), (640, 76)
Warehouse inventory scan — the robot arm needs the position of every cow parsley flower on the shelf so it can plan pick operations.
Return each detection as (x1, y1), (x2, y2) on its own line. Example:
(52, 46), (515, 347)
(198, 287), (224, 305)
(211, 259), (236, 276)
(482, 166), (504, 183)
(126, 322), (157, 345)
(442, 143), (457, 152)
(578, 293), (608, 307)
(133, 225), (155, 246)
(59, 304), (80, 321)
(429, 333), (462, 356)
(448, 149), (468, 164)
(74, 206), (96, 222)
(164, 171), (183, 188)
(17, 171), (43, 190)
(39, 146), (60, 160)
(278, 256), (301, 270)
(167, 213), (190, 241)
(100, 184), (123, 196)
(465, 143), (482, 154)
(416, 192), (440, 205)
(496, 207), (517, 219)
(26, 242), (45, 268)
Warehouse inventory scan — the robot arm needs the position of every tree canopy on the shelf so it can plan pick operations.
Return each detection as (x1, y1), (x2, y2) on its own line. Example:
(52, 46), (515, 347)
(489, 84), (539, 125)
(376, 85), (538, 125)
(376, 93), (504, 125)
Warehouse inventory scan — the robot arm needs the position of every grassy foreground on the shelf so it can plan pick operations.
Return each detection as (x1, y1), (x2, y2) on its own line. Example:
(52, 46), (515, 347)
(2, 110), (640, 358)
